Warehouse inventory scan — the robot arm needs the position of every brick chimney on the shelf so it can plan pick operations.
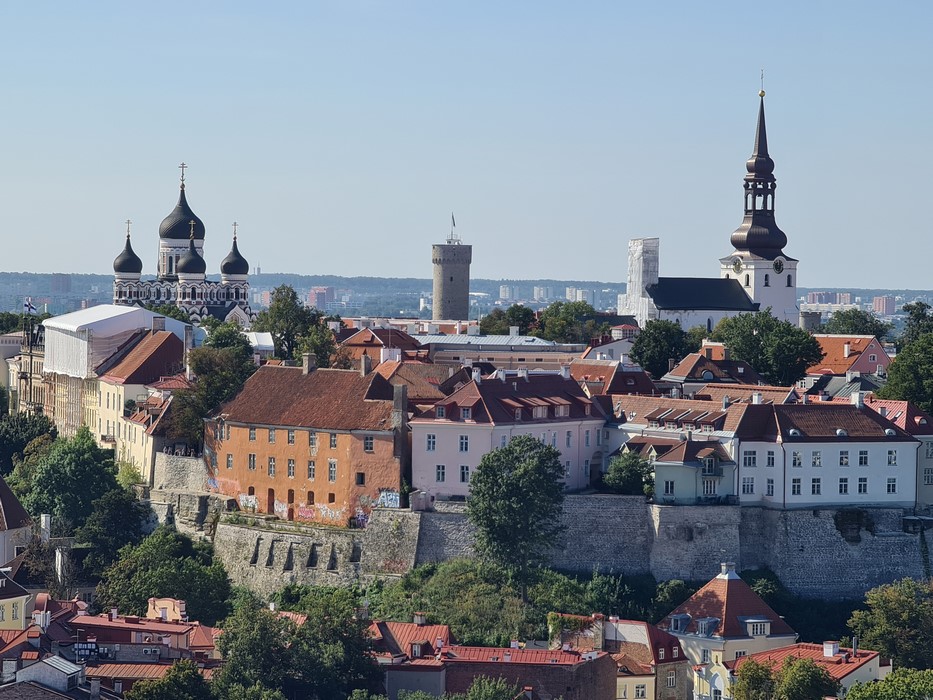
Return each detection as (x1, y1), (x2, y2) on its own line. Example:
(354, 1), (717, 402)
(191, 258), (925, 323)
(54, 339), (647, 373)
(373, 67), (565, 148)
(303, 353), (316, 374)
(360, 353), (372, 377)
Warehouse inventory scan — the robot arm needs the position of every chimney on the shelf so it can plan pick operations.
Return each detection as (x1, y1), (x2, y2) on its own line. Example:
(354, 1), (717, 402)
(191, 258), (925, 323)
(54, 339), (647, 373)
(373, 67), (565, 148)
(720, 562), (736, 576)
(668, 358), (677, 371)
(823, 641), (840, 658)
(852, 635), (858, 657)
(472, 367), (482, 384)
(752, 392), (762, 405)
(152, 316), (166, 333)
(723, 347), (730, 361)
(413, 612), (427, 626)
(722, 396), (730, 410)
(850, 392), (865, 408)
(843, 342), (851, 358)
(879, 406), (887, 418)
(90, 679), (101, 700)
(498, 369), (507, 383)
(392, 384), (408, 431)
(302, 353), (316, 374)
(704, 347), (713, 359)
(801, 393), (809, 405)
(40, 514), (51, 543)
(517, 367), (528, 381)
(380, 346), (401, 364)
(560, 365), (571, 380)
(110, 608), (118, 621)
(360, 353), (372, 377)
(509, 326), (520, 336)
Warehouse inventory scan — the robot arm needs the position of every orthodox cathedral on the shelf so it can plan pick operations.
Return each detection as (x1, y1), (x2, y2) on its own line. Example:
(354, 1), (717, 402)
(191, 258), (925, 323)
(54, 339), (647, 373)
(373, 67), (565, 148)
(619, 91), (799, 330)
(112, 166), (255, 326)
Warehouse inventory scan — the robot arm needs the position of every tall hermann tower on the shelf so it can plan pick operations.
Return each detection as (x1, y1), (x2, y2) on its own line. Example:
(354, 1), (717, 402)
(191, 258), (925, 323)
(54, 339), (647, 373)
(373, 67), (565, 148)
(432, 218), (472, 321)
(720, 90), (799, 325)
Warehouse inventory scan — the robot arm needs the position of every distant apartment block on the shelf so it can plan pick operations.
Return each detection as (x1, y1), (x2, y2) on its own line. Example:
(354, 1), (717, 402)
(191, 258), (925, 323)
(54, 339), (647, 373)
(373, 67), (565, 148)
(873, 295), (896, 315)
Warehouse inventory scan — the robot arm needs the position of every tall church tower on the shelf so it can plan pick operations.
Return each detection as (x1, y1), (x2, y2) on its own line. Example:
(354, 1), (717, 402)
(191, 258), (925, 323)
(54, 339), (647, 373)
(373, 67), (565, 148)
(432, 221), (472, 321)
(720, 91), (799, 325)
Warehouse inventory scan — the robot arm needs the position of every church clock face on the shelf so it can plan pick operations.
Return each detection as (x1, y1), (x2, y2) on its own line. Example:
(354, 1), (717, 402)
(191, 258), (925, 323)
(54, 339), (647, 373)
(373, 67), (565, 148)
(773, 259), (784, 273)
(732, 258), (743, 274)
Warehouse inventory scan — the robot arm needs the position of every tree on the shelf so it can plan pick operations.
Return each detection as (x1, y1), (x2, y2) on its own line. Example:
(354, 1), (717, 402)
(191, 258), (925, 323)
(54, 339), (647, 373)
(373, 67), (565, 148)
(848, 578), (933, 670)
(630, 319), (698, 379)
(449, 676), (522, 700)
(74, 488), (150, 577)
(21, 426), (117, 534)
(204, 320), (254, 354)
(96, 526), (231, 625)
(467, 434), (565, 601)
(822, 308), (891, 341)
(252, 285), (317, 360)
(212, 599), (293, 697)
(480, 305), (536, 335)
(0, 413), (56, 475)
(773, 656), (839, 700)
(899, 301), (933, 349)
(711, 310), (824, 385)
(533, 301), (608, 343)
(877, 333), (933, 414)
(143, 303), (191, 323)
(847, 667), (933, 700)
(124, 659), (213, 700)
(602, 451), (653, 496)
(733, 658), (775, 700)
(297, 321), (338, 368)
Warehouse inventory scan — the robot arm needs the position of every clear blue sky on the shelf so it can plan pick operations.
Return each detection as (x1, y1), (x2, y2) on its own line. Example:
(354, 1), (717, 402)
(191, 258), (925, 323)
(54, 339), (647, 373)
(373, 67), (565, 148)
(1, 1), (930, 288)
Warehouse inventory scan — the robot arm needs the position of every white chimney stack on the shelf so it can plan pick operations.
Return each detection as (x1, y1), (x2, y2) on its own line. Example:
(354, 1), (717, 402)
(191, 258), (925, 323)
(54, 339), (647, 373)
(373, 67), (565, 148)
(843, 342), (851, 358)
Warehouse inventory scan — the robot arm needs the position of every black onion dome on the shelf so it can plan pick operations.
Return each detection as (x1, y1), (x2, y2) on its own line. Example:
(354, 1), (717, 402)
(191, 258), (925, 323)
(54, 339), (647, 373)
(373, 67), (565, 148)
(159, 185), (206, 240)
(221, 236), (249, 275)
(177, 236), (207, 274)
(113, 235), (143, 274)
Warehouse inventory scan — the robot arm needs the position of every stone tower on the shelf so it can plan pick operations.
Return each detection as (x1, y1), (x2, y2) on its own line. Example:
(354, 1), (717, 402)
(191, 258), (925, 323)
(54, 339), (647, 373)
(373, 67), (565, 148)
(719, 91), (799, 325)
(432, 231), (472, 321)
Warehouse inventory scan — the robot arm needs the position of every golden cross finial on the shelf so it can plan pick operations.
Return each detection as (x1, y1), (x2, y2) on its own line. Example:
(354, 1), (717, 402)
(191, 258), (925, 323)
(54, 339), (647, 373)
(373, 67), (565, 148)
(125, 219), (132, 238)
(232, 221), (238, 240)
(189, 219), (196, 239)
(179, 162), (188, 183)
(759, 69), (765, 97)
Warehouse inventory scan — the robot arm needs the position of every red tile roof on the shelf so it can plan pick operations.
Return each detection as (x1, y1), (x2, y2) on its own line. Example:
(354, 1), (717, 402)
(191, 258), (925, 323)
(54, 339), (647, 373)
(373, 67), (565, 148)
(664, 354), (764, 384)
(695, 384), (799, 405)
(731, 643), (879, 682)
(370, 620), (453, 659)
(86, 662), (215, 682)
(862, 398), (933, 436)
(808, 335), (883, 375)
(570, 360), (656, 396)
(214, 366), (397, 432)
(658, 566), (795, 639)
(148, 373), (193, 391)
(444, 645), (604, 666)
(376, 361), (452, 403)
(772, 404), (915, 442)
(99, 331), (184, 385)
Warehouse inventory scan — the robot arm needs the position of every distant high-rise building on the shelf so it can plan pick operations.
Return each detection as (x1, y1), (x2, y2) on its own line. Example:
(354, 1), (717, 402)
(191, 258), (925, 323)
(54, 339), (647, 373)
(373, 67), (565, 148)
(499, 285), (519, 301)
(309, 286), (335, 310)
(807, 291), (835, 304)
(836, 292), (852, 305)
(432, 226), (472, 320)
(533, 286), (553, 302)
(873, 295), (896, 316)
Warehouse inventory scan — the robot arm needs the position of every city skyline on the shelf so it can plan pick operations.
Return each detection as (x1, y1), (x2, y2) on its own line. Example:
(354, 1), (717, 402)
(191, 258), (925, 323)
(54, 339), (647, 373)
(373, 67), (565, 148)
(1, 2), (930, 287)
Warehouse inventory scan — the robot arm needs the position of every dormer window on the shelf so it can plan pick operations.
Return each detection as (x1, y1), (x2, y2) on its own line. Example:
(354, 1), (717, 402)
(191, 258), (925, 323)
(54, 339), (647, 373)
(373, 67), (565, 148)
(533, 406), (547, 419)
(696, 619), (717, 636)
(411, 642), (422, 658)
(461, 407), (471, 421)
(514, 408), (522, 420)
(672, 647), (679, 658)
(658, 648), (665, 660)
(669, 614), (690, 633)
(436, 406), (446, 419)
(748, 621), (769, 636)
(555, 404), (570, 418)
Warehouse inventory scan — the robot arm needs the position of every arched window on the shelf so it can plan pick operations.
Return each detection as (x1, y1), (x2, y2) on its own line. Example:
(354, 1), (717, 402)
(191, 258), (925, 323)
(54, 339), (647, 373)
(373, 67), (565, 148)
(786, 274), (792, 287)
(744, 274), (750, 287)
(764, 274), (770, 287)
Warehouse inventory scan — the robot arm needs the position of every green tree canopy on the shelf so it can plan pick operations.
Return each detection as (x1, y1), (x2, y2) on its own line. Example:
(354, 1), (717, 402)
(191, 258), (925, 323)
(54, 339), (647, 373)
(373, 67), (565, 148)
(877, 332), (933, 414)
(0, 413), (56, 475)
(602, 451), (653, 496)
(124, 659), (213, 700)
(848, 577), (933, 670)
(143, 303), (191, 323)
(74, 488), (150, 577)
(252, 285), (317, 360)
(96, 526), (231, 625)
(533, 301), (607, 343)
(479, 305), (536, 335)
(899, 301), (933, 349)
(822, 308), (892, 340)
(847, 667), (933, 700)
(204, 320), (253, 354)
(711, 310), (824, 385)
(467, 434), (566, 601)
(449, 676), (522, 700)
(774, 656), (839, 700)
(20, 426), (117, 534)
(630, 319), (699, 379)
(213, 599), (293, 697)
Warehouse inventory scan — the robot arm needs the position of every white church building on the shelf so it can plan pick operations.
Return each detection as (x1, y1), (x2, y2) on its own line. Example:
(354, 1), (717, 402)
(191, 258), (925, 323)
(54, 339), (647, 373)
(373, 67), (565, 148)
(619, 91), (800, 331)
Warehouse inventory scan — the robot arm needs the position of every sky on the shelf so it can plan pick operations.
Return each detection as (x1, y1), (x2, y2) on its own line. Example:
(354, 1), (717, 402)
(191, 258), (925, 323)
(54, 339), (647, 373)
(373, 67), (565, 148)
(1, 2), (930, 288)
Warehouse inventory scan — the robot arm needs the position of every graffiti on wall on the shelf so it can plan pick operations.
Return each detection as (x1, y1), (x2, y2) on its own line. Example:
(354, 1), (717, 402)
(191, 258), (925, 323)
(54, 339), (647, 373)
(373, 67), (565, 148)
(375, 489), (401, 509)
(238, 494), (258, 510)
(296, 505), (316, 521)
(273, 500), (289, 518)
(316, 503), (346, 523)
(353, 508), (369, 529)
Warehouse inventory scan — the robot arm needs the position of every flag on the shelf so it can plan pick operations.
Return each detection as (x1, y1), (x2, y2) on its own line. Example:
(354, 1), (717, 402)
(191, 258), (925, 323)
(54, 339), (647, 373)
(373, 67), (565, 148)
(451, 212), (456, 229)
(23, 298), (36, 315)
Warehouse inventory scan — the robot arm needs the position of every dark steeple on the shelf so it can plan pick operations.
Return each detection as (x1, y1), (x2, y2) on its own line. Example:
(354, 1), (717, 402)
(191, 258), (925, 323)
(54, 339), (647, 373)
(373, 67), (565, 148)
(159, 164), (206, 240)
(221, 226), (250, 276)
(113, 232), (143, 275)
(177, 231), (207, 275)
(729, 91), (787, 258)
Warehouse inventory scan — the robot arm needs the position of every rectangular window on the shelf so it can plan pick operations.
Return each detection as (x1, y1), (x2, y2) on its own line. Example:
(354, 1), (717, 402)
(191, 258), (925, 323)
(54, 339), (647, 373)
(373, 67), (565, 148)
(436, 405), (446, 418)
(330, 433), (337, 449)
(461, 406), (471, 420)
(268, 457), (276, 476)
(743, 451), (757, 467)
(460, 465), (470, 483)
(839, 477), (849, 495)
(308, 461), (315, 480)
(566, 431), (572, 448)
(551, 433), (557, 448)
(858, 477), (868, 494)
(248, 454), (256, 471)
(356, 472), (366, 486)
(364, 436), (374, 452)
(249, 427), (256, 441)
(887, 477), (897, 494)
(701, 649), (710, 664)
(268, 428), (276, 444)
(741, 477), (755, 495)
(597, 430), (602, 446)
(11, 603), (17, 621)
(226, 454), (233, 470)
(766, 478), (774, 496)
(664, 480), (675, 496)
(514, 408), (522, 420)
(811, 477), (821, 495)
(635, 686), (646, 699)
(673, 647), (678, 658)
(287, 459), (295, 478)
(792, 451), (802, 467)
(287, 429), (295, 445)
(309, 432), (317, 449)
(703, 479), (717, 496)
(426, 434), (436, 451)
(585, 430), (591, 447)
(839, 450), (849, 466)
(750, 622), (767, 635)
(667, 671), (676, 688)
(459, 435), (469, 452)
(791, 478), (801, 496)
(925, 468), (933, 486)
(888, 450), (898, 466)
(436, 464), (446, 482)
(767, 451), (775, 467)
(811, 451), (822, 467)
(859, 450), (869, 466)
(328, 459), (337, 482)
(926, 443), (933, 459)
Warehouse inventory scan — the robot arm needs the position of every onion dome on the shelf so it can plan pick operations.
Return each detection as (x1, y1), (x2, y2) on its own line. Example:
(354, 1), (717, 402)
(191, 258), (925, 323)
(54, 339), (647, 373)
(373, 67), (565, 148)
(177, 235), (207, 275)
(221, 234), (249, 276)
(159, 183), (205, 240)
(113, 234), (143, 274)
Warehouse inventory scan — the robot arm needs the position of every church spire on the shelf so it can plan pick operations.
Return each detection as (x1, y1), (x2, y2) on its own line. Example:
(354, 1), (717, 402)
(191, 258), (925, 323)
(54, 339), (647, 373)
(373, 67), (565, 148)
(729, 90), (787, 257)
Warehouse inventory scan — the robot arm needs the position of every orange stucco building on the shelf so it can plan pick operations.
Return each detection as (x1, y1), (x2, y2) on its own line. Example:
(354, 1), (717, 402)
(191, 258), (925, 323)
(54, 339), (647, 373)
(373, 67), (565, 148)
(204, 355), (408, 527)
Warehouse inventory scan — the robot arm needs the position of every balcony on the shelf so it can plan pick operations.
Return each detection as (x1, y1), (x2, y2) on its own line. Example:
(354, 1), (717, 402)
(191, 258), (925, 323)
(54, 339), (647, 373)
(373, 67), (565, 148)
(701, 465), (723, 477)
